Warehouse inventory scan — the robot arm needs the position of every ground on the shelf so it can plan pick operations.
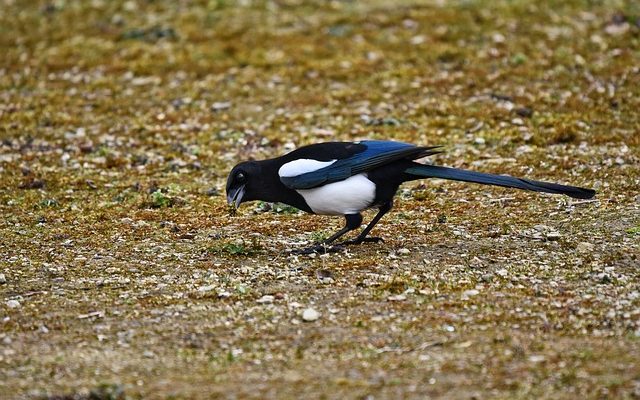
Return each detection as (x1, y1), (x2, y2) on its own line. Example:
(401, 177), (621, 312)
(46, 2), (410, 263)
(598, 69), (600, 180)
(1, 0), (639, 399)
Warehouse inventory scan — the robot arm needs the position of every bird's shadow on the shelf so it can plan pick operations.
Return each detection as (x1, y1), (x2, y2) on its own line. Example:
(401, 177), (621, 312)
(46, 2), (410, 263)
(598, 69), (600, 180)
(287, 237), (384, 255)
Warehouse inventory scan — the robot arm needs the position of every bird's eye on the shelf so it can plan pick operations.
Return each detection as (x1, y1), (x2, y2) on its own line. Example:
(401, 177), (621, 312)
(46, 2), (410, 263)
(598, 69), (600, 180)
(236, 172), (246, 182)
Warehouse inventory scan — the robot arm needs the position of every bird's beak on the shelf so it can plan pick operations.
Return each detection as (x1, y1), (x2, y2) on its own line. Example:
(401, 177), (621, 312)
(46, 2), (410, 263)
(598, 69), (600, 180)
(226, 184), (246, 209)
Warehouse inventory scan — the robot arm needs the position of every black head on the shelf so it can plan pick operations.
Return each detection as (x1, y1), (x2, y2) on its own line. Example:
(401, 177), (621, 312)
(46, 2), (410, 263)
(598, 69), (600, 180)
(226, 161), (261, 208)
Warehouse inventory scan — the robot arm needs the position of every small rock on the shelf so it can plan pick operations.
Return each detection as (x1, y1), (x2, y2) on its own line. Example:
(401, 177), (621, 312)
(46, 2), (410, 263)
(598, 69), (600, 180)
(576, 242), (594, 253)
(6, 300), (20, 309)
(496, 268), (508, 277)
(605, 23), (630, 36)
(211, 101), (231, 111)
(205, 187), (219, 196)
(597, 273), (612, 284)
(462, 289), (480, 298)
(546, 231), (562, 241)
(198, 285), (215, 292)
(19, 178), (45, 190)
(217, 291), (231, 299)
(492, 33), (506, 43)
(528, 355), (545, 363)
(316, 269), (335, 284)
(0, 273), (6, 284)
(387, 294), (407, 302)
(256, 295), (275, 304)
(302, 308), (320, 322)
(311, 128), (335, 136)
(481, 273), (493, 283)
(397, 248), (410, 255)
(515, 107), (533, 118)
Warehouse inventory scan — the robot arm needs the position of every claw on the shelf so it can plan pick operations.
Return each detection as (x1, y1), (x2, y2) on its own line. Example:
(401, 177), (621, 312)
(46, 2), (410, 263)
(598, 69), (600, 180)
(340, 236), (384, 246)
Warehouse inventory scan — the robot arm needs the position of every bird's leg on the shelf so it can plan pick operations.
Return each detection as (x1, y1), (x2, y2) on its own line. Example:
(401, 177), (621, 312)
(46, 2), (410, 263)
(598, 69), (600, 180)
(291, 214), (363, 254)
(323, 213), (363, 244)
(341, 201), (392, 245)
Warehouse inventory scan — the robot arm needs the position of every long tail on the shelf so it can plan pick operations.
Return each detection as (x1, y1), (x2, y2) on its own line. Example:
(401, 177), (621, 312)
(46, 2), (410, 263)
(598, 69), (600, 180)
(405, 164), (595, 200)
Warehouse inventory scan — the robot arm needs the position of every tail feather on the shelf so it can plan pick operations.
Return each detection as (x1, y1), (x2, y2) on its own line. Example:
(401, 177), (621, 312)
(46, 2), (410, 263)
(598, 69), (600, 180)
(405, 164), (595, 200)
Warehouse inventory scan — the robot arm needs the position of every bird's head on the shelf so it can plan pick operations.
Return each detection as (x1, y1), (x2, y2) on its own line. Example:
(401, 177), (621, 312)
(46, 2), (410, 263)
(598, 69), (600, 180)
(226, 161), (260, 208)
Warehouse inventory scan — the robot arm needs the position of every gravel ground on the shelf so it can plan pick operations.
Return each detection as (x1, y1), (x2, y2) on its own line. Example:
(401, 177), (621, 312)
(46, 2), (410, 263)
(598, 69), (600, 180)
(1, 1), (639, 399)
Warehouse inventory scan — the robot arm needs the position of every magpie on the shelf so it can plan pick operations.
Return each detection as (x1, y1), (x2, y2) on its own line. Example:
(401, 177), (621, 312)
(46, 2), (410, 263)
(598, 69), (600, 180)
(226, 140), (595, 252)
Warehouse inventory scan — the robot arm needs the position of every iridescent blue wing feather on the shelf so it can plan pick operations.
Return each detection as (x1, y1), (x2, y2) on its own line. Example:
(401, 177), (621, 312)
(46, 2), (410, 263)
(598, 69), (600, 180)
(280, 140), (440, 190)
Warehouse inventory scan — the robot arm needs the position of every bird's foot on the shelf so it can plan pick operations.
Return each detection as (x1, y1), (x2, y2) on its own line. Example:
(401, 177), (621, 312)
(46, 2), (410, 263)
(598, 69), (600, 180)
(340, 236), (384, 246)
(290, 244), (346, 255)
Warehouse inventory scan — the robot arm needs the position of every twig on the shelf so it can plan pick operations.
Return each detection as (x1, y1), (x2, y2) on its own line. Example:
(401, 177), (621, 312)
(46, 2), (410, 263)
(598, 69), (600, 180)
(487, 197), (516, 203)
(569, 199), (599, 206)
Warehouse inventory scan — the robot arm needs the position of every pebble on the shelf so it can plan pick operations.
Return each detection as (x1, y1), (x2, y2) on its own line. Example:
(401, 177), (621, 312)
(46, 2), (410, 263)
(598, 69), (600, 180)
(211, 101), (231, 111)
(0, 273), (6, 284)
(462, 289), (480, 299)
(528, 355), (546, 363)
(6, 300), (20, 309)
(515, 107), (533, 118)
(387, 294), (407, 302)
(546, 231), (562, 241)
(197, 285), (215, 292)
(302, 308), (320, 322)
(397, 248), (411, 255)
(597, 273), (612, 284)
(481, 273), (494, 283)
(576, 242), (595, 253)
(256, 295), (275, 304)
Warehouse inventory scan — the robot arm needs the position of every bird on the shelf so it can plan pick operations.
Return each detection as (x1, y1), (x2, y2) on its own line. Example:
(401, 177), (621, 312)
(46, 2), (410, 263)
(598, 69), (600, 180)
(226, 140), (595, 253)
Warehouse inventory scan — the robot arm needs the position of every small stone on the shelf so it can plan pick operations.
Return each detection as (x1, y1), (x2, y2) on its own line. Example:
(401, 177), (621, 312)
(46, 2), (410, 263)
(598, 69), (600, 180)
(496, 268), (508, 277)
(605, 23), (630, 36)
(576, 242), (594, 253)
(6, 300), (20, 309)
(387, 294), (407, 302)
(302, 308), (320, 322)
(481, 273), (493, 283)
(0, 273), (6, 284)
(217, 291), (231, 299)
(397, 248), (410, 255)
(256, 295), (275, 304)
(515, 107), (533, 118)
(197, 285), (215, 292)
(462, 289), (480, 298)
(316, 269), (334, 283)
(492, 33), (505, 43)
(546, 231), (562, 241)
(211, 101), (231, 111)
(597, 273), (612, 284)
(205, 187), (219, 196)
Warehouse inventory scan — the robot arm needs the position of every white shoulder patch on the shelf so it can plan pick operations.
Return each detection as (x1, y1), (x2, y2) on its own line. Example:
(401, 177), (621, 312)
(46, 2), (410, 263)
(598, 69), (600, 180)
(278, 159), (336, 178)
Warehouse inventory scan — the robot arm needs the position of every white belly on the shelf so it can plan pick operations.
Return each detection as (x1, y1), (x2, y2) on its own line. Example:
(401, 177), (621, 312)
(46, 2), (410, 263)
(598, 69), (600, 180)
(297, 174), (376, 215)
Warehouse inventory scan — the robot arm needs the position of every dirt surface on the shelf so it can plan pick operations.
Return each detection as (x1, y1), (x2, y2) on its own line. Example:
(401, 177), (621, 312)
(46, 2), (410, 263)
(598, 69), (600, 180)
(1, 0), (639, 399)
